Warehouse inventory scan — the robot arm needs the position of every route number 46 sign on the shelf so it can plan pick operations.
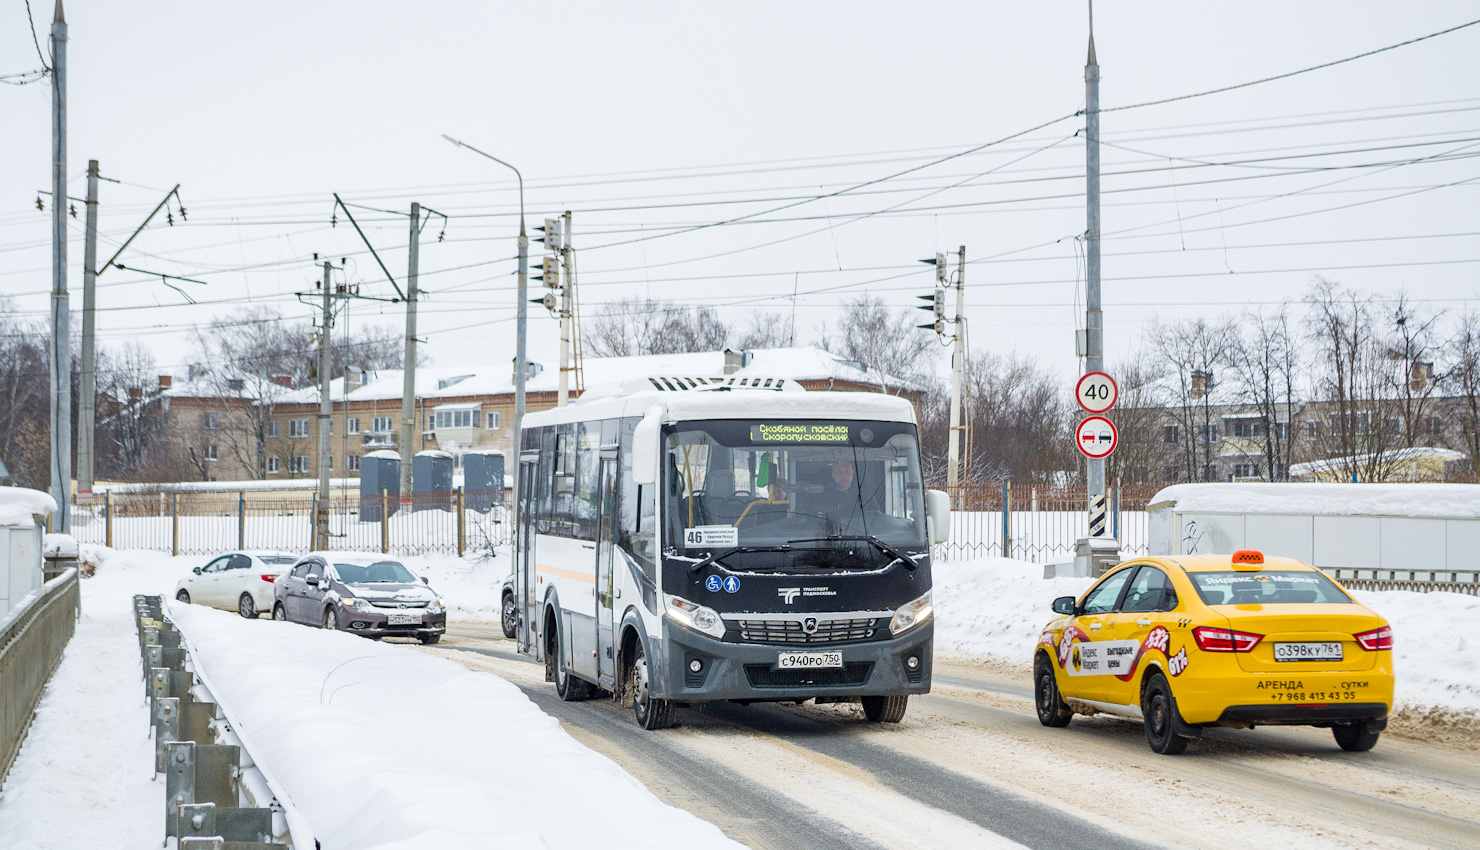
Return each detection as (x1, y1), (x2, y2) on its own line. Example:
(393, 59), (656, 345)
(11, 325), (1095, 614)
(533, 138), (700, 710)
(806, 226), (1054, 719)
(1075, 371), (1118, 414)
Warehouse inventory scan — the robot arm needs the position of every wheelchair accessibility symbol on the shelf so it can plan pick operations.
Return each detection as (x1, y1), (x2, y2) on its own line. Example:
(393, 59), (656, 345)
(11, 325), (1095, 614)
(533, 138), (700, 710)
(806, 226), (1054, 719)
(705, 575), (722, 592)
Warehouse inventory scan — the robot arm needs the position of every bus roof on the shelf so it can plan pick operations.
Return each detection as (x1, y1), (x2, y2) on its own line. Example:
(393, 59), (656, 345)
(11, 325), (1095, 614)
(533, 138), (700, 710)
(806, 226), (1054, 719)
(520, 388), (917, 429)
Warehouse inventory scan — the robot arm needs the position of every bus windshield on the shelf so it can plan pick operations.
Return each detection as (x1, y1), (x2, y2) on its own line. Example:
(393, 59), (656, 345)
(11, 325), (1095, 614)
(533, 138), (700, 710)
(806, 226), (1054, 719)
(664, 419), (927, 570)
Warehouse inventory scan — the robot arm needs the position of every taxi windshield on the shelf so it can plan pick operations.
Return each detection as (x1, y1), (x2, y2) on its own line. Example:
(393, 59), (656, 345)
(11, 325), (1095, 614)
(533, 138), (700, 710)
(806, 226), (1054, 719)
(664, 419), (926, 571)
(1188, 570), (1352, 606)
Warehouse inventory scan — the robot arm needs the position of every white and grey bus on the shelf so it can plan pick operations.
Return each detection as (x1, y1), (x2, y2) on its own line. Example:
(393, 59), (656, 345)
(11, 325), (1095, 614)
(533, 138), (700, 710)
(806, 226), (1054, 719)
(512, 378), (949, 729)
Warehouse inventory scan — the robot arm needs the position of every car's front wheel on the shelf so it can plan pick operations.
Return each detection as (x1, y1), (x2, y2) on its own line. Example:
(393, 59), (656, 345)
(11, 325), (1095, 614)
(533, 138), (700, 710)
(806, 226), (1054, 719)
(176, 589), (190, 604)
(1034, 653), (1073, 727)
(238, 593), (257, 619)
(1142, 672), (1191, 755)
(419, 633), (441, 645)
(272, 603), (287, 621)
(1333, 721), (1381, 752)
(501, 593), (518, 639)
(323, 607), (338, 630)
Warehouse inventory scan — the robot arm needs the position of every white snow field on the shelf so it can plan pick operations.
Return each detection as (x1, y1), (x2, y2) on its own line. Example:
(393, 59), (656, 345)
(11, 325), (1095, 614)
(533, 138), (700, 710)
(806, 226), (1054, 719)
(932, 556), (1480, 714)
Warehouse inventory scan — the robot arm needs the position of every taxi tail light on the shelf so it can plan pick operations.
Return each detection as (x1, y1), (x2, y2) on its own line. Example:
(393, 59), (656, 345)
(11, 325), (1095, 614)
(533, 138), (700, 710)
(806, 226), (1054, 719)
(1354, 626), (1393, 651)
(1192, 626), (1263, 653)
(260, 574), (279, 583)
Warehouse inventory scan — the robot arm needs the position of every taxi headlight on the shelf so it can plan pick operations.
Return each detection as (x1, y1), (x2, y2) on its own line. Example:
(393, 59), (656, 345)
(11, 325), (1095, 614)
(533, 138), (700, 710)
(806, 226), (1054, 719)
(666, 596), (726, 639)
(889, 591), (933, 636)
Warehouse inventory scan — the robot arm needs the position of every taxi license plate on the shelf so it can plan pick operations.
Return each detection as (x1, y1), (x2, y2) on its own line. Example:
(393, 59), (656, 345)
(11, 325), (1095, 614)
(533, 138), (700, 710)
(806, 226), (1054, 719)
(777, 651), (843, 669)
(1274, 642), (1342, 662)
(387, 613), (420, 626)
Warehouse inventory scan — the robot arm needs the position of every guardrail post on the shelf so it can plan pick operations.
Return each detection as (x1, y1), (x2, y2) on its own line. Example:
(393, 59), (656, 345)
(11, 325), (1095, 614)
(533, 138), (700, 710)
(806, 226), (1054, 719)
(238, 491), (246, 549)
(456, 487), (466, 557)
(172, 493), (181, 556)
(104, 490), (113, 547)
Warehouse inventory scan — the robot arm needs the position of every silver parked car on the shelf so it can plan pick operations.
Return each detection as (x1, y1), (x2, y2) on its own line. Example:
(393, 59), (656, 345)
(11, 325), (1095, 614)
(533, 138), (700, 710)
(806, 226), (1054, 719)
(271, 551), (447, 644)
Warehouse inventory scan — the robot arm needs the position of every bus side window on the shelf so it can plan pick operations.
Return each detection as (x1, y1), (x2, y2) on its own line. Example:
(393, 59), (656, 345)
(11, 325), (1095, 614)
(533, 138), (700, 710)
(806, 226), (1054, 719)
(572, 421), (601, 540)
(552, 424), (577, 536)
(536, 427), (555, 534)
(619, 416), (655, 575)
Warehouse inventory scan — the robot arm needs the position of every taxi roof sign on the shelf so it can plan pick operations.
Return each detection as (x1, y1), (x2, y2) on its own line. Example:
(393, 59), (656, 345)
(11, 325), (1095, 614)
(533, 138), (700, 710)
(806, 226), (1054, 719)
(1231, 549), (1265, 570)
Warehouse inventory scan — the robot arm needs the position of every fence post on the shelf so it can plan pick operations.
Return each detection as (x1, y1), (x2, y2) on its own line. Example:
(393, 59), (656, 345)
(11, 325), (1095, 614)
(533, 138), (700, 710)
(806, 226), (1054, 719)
(309, 493), (317, 551)
(456, 487), (465, 557)
(1002, 480), (1012, 561)
(237, 492), (245, 549)
(380, 491), (389, 555)
(171, 493), (180, 557)
(1113, 477), (1121, 539)
(105, 490), (113, 548)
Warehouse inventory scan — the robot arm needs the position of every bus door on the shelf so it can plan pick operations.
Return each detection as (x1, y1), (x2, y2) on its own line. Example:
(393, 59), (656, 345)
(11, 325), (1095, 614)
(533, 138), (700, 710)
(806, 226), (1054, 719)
(517, 455), (538, 656)
(595, 453), (619, 686)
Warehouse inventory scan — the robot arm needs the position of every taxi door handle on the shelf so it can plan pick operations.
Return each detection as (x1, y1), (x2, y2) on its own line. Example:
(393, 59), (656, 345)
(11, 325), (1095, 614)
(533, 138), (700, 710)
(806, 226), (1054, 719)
(1137, 619), (1151, 626)
(1089, 623), (1101, 631)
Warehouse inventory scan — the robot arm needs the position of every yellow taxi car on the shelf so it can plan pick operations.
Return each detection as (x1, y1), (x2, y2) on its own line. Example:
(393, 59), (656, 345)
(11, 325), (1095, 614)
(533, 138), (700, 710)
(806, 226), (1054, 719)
(1034, 550), (1394, 755)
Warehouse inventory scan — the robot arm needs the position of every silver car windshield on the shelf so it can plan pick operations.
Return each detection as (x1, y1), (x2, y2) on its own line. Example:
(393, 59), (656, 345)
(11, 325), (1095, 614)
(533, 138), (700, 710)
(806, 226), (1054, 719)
(333, 561), (417, 584)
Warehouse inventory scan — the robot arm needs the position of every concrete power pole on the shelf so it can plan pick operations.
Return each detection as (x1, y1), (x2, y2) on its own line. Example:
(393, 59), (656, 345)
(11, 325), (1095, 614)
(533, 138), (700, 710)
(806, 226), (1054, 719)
(1084, 16), (1106, 534)
(400, 202), (420, 497)
(316, 261), (333, 550)
(947, 247), (966, 507)
(78, 159), (99, 496)
(48, 0), (70, 531)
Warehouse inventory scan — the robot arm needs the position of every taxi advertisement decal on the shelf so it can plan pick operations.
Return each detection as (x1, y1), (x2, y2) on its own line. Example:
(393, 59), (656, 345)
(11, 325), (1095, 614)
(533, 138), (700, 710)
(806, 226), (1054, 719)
(1168, 647), (1189, 676)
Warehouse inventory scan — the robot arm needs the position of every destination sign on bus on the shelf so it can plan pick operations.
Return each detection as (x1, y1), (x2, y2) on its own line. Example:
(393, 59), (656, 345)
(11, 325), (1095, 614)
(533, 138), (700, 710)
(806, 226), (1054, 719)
(749, 423), (850, 443)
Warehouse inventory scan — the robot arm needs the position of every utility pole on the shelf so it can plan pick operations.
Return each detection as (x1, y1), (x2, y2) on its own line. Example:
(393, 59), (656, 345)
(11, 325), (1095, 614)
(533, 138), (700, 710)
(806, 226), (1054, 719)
(401, 202), (420, 497)
(1084, 11), (1106, 535)
(48, 0), (70, 531)
(316, 261), (333, 550)
(949, 246), (966, 506)
(78, 159), (99, 496)
(558, 211), (573, 407)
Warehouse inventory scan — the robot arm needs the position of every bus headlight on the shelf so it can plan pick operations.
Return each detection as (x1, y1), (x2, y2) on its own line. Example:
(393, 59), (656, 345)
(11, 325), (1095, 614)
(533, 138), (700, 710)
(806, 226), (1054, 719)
(667, 596), (726, 639)
(889, 591), (933, 636)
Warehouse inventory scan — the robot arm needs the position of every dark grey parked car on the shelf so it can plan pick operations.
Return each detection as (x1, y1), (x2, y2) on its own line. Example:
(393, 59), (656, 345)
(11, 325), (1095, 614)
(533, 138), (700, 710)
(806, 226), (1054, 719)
(272, 551), (447, 644)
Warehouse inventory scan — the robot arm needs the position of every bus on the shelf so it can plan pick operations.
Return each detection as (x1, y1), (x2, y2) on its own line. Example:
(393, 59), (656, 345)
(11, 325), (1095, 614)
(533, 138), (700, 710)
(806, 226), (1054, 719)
(512, 377), (949, 729)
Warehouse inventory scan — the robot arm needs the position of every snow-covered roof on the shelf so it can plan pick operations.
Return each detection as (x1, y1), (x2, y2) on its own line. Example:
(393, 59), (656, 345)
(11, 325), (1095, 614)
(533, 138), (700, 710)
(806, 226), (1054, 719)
(1288, 446), (1466, 478)
(0, 487), (56, 526)
(1149, 482), (1480, 520)
(266, 346), (917, 406)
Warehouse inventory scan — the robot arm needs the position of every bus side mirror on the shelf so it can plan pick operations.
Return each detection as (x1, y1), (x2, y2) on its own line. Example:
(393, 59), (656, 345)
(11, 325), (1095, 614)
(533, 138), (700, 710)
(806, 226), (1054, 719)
(632, 408), (661, 486)
(925, 489), (950, 545)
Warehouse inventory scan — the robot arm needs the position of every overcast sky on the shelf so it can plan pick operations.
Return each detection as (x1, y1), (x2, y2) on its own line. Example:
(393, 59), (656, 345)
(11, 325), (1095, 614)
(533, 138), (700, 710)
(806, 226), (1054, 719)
(3, 1), (1478, 387)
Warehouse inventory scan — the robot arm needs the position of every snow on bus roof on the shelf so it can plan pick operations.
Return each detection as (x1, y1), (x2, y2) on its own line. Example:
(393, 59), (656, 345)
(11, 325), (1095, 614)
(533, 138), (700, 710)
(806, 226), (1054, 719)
(1150, 482), (1480, 520)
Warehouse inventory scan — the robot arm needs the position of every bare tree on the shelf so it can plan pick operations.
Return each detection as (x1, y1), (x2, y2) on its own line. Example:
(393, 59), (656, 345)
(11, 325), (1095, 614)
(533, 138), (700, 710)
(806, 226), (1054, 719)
(1105, 350), (1172, 483)
(0, 299), (49, 489)
(94, 341), (171, 480)
(1383, 293), (1445, 453)
(816, 295), (935, 394)
(732, 310), (795, 349)
(1226, 305), (1302, 480)
(1446, 311), (1480, 478)
(1302, 277), (1404, 481)
(584, 297), (730, 357)
(959, 352), (1075, 485)
(1149, 316), (1237, 481)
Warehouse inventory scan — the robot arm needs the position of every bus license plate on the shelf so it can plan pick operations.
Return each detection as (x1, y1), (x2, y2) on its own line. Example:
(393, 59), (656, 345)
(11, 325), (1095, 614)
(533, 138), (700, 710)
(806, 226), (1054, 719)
(1273, 642), (1343, 662)
(777, 651), (843, 669)
(387, 613), (420, 626)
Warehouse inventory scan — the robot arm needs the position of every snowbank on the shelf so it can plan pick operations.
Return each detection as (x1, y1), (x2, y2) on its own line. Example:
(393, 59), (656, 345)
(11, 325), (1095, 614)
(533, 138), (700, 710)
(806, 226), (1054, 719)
(932, 556), (1480, 714)
(1150, 482), (1480, 520)
(0, 486), (55, 526)
(42, 533), (78, 559)
(167, 604), (743, 850)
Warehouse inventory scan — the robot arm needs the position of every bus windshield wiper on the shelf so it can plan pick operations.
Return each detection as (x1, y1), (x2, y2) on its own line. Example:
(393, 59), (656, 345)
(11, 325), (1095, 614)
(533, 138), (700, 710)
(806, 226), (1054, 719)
(789, 536), (918, 570)
(688, 544), (793, 574)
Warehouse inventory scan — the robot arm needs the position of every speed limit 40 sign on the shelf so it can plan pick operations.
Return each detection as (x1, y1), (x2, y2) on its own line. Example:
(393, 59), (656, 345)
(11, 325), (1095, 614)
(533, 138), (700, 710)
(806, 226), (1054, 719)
(1076, 371), (1118, 414)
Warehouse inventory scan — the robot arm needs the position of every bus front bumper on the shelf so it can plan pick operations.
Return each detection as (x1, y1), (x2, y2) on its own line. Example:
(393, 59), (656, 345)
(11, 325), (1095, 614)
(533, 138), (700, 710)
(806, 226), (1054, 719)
(655, 621), (933, 702)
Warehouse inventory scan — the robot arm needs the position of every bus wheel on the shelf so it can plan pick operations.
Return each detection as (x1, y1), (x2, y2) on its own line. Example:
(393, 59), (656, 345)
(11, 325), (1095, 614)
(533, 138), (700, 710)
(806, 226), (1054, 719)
(552, 619), (593, 701)
(861, 695), (908, 723)
(631, 641), (674, 730)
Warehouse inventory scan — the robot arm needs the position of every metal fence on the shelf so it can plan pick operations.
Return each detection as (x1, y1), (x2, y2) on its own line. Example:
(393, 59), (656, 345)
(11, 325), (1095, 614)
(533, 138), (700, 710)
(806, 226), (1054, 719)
(1, 567), (80, 790)
(931, 482), (1164, 562)
(69, 490), (513, 559)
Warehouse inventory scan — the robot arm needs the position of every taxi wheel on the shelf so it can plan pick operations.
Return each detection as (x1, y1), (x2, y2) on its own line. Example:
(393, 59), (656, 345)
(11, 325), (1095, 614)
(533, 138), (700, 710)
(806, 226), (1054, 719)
(1332, 721), (1381, 752)
(1034, 654), (1073, 727)
(1142, 673), (1190, 755)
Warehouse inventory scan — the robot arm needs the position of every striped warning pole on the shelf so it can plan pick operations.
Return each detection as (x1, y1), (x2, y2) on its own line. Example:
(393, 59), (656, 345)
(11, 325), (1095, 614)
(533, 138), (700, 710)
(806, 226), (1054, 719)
(1088, 494), (1108, 538)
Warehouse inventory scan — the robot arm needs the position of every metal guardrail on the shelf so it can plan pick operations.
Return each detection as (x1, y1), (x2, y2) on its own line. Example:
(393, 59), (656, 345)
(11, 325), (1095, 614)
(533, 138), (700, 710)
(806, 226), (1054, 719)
(135, 595), (312, 848)
(1328, 568), (1480, 596)
(0, 567), (80, 791)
